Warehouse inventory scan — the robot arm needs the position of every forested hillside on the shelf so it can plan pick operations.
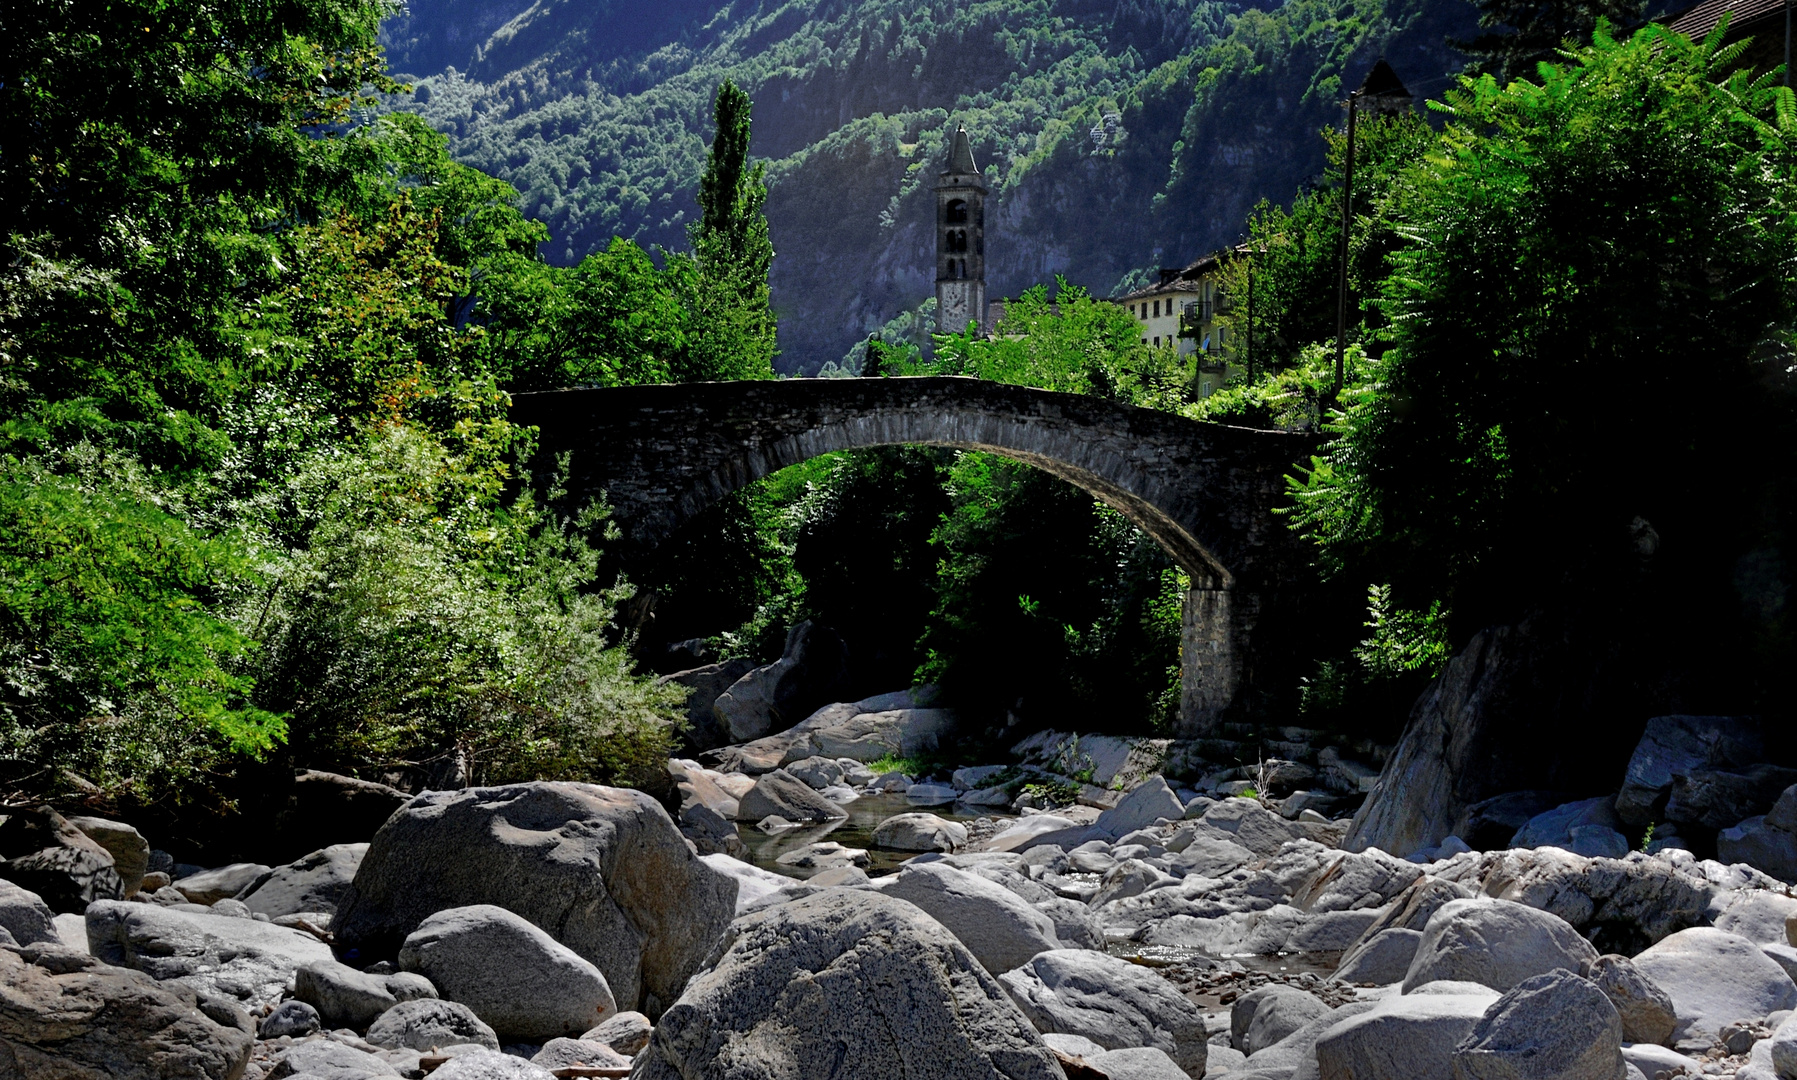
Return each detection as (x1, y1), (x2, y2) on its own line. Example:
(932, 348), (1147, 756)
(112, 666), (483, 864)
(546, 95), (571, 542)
(384, 0), (1477, 371)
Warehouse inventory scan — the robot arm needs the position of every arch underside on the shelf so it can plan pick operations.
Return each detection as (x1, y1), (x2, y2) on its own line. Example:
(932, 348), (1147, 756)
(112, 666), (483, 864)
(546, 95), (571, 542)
(640, 411), (1234, 587)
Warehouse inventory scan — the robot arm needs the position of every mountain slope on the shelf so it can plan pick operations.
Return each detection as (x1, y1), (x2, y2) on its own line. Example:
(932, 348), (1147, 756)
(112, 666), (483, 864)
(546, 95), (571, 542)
(385, 0), (1475, 372)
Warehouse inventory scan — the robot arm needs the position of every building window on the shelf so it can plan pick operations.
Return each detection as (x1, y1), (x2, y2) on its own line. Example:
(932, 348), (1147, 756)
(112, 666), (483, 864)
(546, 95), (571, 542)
(1153, 300), (1161, 317)
(946, 199), (968, 224)
(1153, 336), (1160, 347)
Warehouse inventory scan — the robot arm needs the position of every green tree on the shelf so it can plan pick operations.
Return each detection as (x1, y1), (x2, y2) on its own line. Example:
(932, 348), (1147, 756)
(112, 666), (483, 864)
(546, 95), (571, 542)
(1289, 23), (1797, 634)
(688, 81), (776, 381)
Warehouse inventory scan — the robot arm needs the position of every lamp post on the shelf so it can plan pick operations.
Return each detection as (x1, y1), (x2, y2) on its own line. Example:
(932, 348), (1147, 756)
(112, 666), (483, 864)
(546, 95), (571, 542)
(1333, 59), (1413, 396)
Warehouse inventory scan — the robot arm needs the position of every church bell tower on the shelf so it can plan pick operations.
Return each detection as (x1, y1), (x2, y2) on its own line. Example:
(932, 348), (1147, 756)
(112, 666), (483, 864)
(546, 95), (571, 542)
(934, 126), (987, 335)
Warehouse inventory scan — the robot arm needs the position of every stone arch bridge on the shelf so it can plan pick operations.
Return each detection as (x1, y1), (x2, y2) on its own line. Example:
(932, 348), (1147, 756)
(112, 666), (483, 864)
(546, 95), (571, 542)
(511, 377), (1317, 735)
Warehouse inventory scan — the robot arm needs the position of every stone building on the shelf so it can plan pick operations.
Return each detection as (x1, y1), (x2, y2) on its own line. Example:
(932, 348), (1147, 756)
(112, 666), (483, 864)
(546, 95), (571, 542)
(934, 126), (988, 335)
(1112, 246), (1243, 397)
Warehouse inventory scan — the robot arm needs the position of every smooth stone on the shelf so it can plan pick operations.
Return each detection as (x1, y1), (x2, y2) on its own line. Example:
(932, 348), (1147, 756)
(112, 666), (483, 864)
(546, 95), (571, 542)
(873, 812), (968, 852)
(1314, 986), (1501, 1079)
(1402, 898), (1598, 995)
(365, 998), (500, 1051)
(1632, 927), (1797, 1041)
(1000, 949), (1206, 1074)
(85, 899), (333, 1009)
(1451, 969), (1628, 1080)
(239, 844), (367, 918)
(875, 861), (1061, 976)
(173, 862), (271, 905)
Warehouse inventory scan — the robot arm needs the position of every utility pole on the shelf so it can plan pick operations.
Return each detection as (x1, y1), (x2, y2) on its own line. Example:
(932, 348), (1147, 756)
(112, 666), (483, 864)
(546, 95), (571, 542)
(1333, 59), (1413, 397)
(1333, 92), (1359, 398)
(1246, 244), (1257, 383)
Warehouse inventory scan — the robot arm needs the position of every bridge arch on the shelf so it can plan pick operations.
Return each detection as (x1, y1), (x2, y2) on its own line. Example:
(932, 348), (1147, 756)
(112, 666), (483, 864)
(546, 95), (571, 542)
(511, 376), (1315, 732)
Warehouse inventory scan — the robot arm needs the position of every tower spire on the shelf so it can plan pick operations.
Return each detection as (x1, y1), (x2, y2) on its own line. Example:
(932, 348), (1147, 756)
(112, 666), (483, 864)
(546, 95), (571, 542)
(934, 125), (988, 334)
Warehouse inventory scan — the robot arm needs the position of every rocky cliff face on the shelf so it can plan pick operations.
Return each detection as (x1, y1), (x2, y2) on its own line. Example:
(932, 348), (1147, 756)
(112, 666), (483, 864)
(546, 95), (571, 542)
(384, 0), (1475, 372)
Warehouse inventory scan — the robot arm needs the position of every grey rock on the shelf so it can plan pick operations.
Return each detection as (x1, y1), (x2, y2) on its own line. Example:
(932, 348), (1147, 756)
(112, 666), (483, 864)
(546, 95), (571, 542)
(788, 755), (847, 789)
(1768, 943), (1797, 984)
(1718, 816), (1797, 883)
(65, 816), (150, 897)
(1286, 909), (1388, 953)
(86, 897), (334, 1009)
(530, 1037), (630, 1070)
(1509, 796), (1622, 849)
(1769, 1013), (1796, 1080)
(713, 621), (850, 743)
(1620, 1043), (1703, 1080)
(874, 812), (968, 852)
(1199, 798), (1299, 858)
(0, 879), (60, 946)
(999, 949), (1206, 1074)
(1450, 969), (1628, 1080)
(1454, 791), (1577, 851)
(904, 782), (961, 806)
(1232, 985), (1331, 1055)
(1290, 849), (1423, 914)
(632, 889), (1063, 1080)
(0, 943), (253, 1080)
(1085, 1045), (1190, 1080)
(1164, 836), (1258, 879)
(268, 1039), (399, 1079)
(774, 841), (868, 870)
(1586, 953), (1677, 1046)
(659, 659), (756, 752)
(734, 768), (848, 823)
(876, 860), (1061, 976)
(582, 1009), (653, 1056)
(698, 852), (820, 917)
(0, 805), (124, 913)
(174, 862), (271, 905)
(679, 800), (747, 859)
(1770, 784), (1797, 834)
(1444, 846), (1717, 950)
(52, 911), (86, 952)
(1333, 928), (1424, 986)
(1314, 985), (1499, 1080)
(241, 844), (367, 918)
(398, 903), (616, 1043)
(1632, 927), (1797, 1040)
(296, 957), (401, 1029)
(1669, 766), (1797, 831)
(1403, 898), (1599, 994)
(1616, 715), (1767, 828)
(812, 708), (957, 762)
(1094, 778), (1185, 839)
(953, 765), (1008, 791)
(365, 998), (500, 1051)
(429, 1047), (557, 1080)
(333, 782), (737, 1016)
(1343, 617), (1644, 859)
(1238, 1000), (1378, 1080)
(262, 999), (324, 1038)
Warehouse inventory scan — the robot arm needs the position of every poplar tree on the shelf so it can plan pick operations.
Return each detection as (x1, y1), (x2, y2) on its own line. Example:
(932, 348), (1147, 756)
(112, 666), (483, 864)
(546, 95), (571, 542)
(686, 80), (776, 380)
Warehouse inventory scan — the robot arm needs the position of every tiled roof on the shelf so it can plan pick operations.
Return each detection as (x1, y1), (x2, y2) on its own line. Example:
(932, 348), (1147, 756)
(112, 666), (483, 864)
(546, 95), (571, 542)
(1112, 244), (1249, 302)
(1668, 0), (1787, 41)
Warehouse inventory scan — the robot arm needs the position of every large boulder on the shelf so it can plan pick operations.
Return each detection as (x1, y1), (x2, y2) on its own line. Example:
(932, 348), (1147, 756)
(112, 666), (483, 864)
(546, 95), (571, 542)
(1631, 927), (1797, 1041)
(1509, 797), (1626, 854)
(1615, 715), (1767, 827)
(1313, 985), (1500, 1080)
(1345, 615), (1645, 858)
(873, 813), (968, 853)
(1333, 928), (1424, 986)
(634, 890), (1063, 1080)
(86, 898), (334, 1009)
(173, 862), (271, 905)
(0, 941), (254, 1080)
(0, 805), (124, 913)
(1717, 813), (1797, 883)
(399, 904), (616, 1042)
(1585, 954), (1677, 1046)
(712, 621), (851, 742)
(294, 957), (410, 1029)
(65, 816), (150, 898)
(239, 843), (366, 918)
(876, 861), (1062, 976)
(268, 1039), (400, 1078)
(660, 658), (756, 752)
(1436, 848), (1716, 954)
(1093, 779), (1184, 838)
(365, 998), (500, 1051)
(332, 782), (737, 1016)
(1232, 984), (1332, 1055)
(1236, 1000), (1378, 1080)
(812, 708), (957, 762)
(998, 949), (1206, 1075)
(734, 769), (848, 824)
(1451, 970), (1628, 1080)
(1403, 898), (1598, 995)
(428, 1047), (558, 1080)
(1666, 765), (1797, 830)
(0, 880), (60, 947)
